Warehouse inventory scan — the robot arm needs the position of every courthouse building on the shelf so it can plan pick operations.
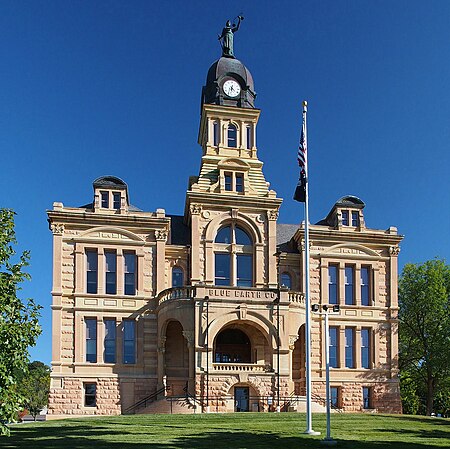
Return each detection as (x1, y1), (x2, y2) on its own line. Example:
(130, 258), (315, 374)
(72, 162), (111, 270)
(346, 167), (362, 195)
(47, 36), (403, 416)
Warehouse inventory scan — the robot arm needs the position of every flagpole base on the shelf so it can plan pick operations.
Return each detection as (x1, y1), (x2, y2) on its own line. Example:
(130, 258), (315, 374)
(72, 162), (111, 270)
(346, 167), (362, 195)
(304, 430), (321, 436)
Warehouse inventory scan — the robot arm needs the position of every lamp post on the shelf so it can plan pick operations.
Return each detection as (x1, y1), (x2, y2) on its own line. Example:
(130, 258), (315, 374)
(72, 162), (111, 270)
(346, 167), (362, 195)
(205, 296), (210, 413)
(311, 303), (340, 446)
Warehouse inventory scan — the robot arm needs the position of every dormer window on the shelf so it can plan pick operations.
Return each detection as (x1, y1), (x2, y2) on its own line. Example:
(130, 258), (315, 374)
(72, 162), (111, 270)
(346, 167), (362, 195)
(342, 210), (349, 226)
(228, 124), (237, 148)
(351, 211), (359, 227)
(101, 192), (109, 208)
(113, 192), (121, 210)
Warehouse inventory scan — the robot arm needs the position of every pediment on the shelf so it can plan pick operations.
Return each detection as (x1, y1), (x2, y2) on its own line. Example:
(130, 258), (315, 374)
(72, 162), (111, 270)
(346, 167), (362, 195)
(322, 243), (379, 257)
(218, 158), (250, 170)
(79, 226), (144, 242)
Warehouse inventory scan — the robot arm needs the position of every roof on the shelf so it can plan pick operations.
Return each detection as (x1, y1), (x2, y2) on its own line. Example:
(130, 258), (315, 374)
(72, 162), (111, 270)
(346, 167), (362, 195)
(168, 215), (191, 245)
(93, 176), (128, 189)
(276, 223), (299, 253)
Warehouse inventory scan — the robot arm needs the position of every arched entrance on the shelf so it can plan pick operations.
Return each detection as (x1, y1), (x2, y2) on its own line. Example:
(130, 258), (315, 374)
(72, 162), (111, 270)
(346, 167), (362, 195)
(215, 328), (251, 363)
(164, 320), (188, 395)
(292, 324), (306, 395)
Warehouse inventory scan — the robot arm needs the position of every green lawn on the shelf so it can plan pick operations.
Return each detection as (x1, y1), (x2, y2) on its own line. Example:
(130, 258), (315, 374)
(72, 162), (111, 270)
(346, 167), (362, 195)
(1, 413), (449, 449)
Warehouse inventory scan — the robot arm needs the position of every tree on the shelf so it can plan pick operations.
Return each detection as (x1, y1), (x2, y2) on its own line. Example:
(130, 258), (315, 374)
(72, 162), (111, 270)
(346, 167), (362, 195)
(398, 259), (450, 415)
(18, 361), (50, 421)
(0, 209), (41, 435)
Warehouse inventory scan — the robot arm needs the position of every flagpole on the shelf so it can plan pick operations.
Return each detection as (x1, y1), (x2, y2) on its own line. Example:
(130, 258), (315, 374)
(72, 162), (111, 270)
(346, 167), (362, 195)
(302, 100), (320, 435)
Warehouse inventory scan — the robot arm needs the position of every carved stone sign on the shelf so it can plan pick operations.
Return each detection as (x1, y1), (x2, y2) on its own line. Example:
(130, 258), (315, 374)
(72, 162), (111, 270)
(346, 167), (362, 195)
(207, 288), (277, 300)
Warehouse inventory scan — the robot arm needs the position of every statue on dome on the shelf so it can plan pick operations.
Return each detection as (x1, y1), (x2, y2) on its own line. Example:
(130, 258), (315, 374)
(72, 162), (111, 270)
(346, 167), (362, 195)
(218, 16), (244, 58)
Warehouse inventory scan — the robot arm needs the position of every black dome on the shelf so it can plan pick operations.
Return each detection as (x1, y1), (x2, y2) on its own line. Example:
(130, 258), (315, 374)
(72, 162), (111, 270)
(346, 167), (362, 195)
(202, 57), (256, 109)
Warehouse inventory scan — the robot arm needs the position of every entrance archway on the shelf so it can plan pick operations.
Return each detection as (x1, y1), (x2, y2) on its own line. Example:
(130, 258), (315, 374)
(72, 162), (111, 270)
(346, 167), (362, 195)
(215, 328), (251, 363)
(164, 320), (188, 395)
(292, 324), (306, 395)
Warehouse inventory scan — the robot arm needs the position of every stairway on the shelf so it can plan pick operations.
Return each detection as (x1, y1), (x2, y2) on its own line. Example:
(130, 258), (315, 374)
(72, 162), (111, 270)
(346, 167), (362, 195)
(138, 396), (199, 414)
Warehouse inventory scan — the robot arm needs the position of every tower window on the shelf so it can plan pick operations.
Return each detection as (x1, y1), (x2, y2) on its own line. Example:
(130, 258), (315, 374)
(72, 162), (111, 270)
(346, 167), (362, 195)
(228, 124), (237, 148)
(172, 266), (184, 287)
(214, 224), (253, 287)
(225, 173), (232, 191)
(213, 121), (219, 146)
(246, 126), (252, 149)
(223, 172), (245, 193)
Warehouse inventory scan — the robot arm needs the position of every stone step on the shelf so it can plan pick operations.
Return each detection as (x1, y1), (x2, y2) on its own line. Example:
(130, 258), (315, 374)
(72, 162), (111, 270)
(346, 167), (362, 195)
(137, 397), (199, 415)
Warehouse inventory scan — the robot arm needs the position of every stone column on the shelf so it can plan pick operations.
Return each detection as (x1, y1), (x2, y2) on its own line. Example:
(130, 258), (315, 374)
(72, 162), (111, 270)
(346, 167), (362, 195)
(155, 229), (168, 294)
(183, 331), (195, 393)
(157, 337), (167, 390)
(190, 204), (202, 284)
(98, 248), (105, 295)
(355, 327), (362, 369)
(288, 335), (298, 393)
(267, 209), (279, 288)
(116, 248), (124, 296)
(389, 246), (401, 375)
(339, 326), (345, 368)
(50, 224), (64, 365)
(74, 243), (84, 295)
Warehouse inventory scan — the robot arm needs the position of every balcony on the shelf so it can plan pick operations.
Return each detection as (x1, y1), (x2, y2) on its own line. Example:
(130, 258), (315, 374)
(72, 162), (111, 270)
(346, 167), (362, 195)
(288, 291), (305, 305)
(157, 287), (195, 307)
(212, 363), (271, 373)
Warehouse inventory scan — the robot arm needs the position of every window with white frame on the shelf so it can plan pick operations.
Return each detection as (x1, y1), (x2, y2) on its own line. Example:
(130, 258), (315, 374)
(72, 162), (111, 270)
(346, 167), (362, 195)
(227, 124), (237, 147)
(124, 252), (136, 295)
(86, 249), (98, 294)
(105, 250), (117, 295)
(224, 172), (244, 193)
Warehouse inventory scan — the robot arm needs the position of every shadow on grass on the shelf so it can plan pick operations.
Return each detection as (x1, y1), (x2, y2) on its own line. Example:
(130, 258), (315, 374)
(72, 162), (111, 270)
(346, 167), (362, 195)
(1, 424), (449, 449)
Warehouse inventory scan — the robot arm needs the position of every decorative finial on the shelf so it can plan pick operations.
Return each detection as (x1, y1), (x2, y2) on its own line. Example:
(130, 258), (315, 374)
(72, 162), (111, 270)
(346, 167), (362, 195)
(218, 15), (244, 58)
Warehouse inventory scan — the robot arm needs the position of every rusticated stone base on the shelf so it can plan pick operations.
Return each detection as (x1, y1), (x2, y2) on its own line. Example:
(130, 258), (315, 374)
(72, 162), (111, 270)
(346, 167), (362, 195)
(48, 377), (121, 416)
(195, 373), (290, 413)
(312, 380), (402, 413)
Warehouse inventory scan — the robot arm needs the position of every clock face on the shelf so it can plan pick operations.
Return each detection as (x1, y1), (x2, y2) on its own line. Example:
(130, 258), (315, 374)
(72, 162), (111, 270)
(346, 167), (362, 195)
(223, 79), (241, 98)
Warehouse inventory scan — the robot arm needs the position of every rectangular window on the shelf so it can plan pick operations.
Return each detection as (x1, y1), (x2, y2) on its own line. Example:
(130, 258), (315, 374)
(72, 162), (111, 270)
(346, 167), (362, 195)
(215, 253), (231, 286)
(235, 174), (244, 193)
(105, 250), (117, 295)
(345, 266), (354, 305)
(328, 265), (338, 304)
(124, 252), (136, 295)
(342, 210), (349, 226)
(84, 383), (96, 407)
(224, 173), (232, 191)
(85, 318), (97, 363)
(237, 254), (252, 287)
(361, 328), (371, 369)
(351, 211), (359, 227)
(227, 125), (237, 148)
(345, 327), (355, 368)
(123, 320), (136, 364)
(246, 126), (252, 149)
(86, 250), (98, 294)
(213, 121), (219, 146)
(113, 192), (121, 210)
(329, 326), (338, 368)
(330, 387), (339, 408)
(362, 386), (372, 409)
(361, 266), (370, 306)
(104, 319), (116, 363)
(101, 191), (109, 208)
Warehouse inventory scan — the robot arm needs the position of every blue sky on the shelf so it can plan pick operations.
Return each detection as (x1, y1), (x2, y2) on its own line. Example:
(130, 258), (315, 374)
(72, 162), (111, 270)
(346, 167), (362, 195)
(1, 1), (449, 365)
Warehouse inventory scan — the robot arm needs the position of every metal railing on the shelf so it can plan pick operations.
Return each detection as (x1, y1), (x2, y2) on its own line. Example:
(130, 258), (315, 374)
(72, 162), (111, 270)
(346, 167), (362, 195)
(123, 386), (167, 414)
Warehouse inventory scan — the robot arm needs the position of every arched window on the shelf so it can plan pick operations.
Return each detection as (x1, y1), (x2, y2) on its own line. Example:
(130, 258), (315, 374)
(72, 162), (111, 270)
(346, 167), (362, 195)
(172, 266), (184, 287)
(281, 272), (292, 289)
(227, 124), (237, 148)
(214, 224), (253, 287)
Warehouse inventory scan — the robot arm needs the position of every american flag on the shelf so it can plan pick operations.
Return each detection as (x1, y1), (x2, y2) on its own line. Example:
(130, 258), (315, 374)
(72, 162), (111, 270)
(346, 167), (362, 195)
(293, 108), (307, 203)
(297, 117), (307, 170)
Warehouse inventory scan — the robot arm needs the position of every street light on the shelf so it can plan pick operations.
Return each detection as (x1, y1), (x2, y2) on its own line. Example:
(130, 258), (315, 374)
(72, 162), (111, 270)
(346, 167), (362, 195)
(311, 303), (340, 446)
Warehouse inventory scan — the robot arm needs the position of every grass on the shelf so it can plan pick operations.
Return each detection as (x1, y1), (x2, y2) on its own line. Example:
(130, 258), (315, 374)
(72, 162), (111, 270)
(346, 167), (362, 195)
(1, 413), (449, 449)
